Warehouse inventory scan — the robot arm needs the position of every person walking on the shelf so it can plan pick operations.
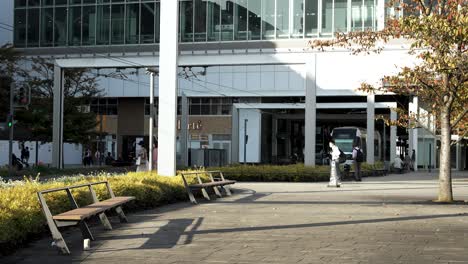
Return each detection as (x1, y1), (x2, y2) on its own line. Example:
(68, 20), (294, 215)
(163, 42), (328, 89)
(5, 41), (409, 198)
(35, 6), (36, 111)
(21, 146), (26, 163)
(410, 149), (416, 171)
(24, 147), (30, 167)
(136, 141), (148, 172)
(83, 149), (91, 167)
(352, 141), (363, 181)
(94, 150), (101, 166)
(328, 139), (342, 187)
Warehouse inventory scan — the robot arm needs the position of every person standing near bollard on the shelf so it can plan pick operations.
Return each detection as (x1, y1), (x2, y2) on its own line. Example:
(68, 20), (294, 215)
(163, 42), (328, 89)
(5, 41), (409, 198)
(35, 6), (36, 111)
(136, 141), (148, 172)
(328, 139), (342, 187)
(411, 150), (416, 171)
(152, 140), (158, 170)
(352, 140), (363, 181)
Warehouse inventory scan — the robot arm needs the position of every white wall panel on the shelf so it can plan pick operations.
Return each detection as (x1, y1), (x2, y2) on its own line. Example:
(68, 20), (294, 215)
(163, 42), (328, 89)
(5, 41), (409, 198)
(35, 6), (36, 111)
(315, 51), (415, 94)
(63, 143), (83, 165)
(261, 71), (275, 91)
(220, 65), (233, 73)
(94, 49), (415, 98)
(123, 78), (139, 97)
(233, 72), (247, 91)
(275, 71), (289, 91)
(238, 109), (261, 163)
(246, 71), (261, 92)
(219, 72), (234, 94)
(232, 65), (247, 72)
(261, 65), (275, 72)
(206, 70), (220, 92)
(0, 141), (82, 166)
(289, 68), (304, 91)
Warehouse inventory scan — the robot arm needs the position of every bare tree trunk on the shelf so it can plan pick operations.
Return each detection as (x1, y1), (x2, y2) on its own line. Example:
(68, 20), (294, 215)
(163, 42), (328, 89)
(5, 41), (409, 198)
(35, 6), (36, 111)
(438, 105), (453, 202)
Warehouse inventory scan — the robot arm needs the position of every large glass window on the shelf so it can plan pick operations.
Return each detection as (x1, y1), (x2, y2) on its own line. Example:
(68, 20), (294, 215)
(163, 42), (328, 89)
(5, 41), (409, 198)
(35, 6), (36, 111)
(155, 1), (160, 43)
(207, 0), (220, 41)
(248, 0), (261, 40)
(351, 0), (362, 31)
(111, 4), (124, 44)
(55, 0), (67, 5)
(28, 0), (40, 7)
(14, 9), (26, 47)
(220, 1), (234, 41)
(27, 8), (40, 47)
(193, 0), (207, 42)
(15, 0), (27, 7)
(180, 0), (193, 42)
(234, 0), (248, 40)
(261, 0), (275, 39)
(321, 0), (333, 35)
(68, 6), (82, 46)
(83, 6), (96, 45)
(54, 7), (67, 46)
(276, 0), (290, 38)
(292, 0), (304, 38)
(363, 0), (375, 29)
(97, 4), (110, 45)
(125, 3), (139, 44)
(305, 0), (318, 36)
(334, 0), (348, 32)
(42, 0), (54, 6)
(40, 8), (54, 47)
(140, 2), (155, 43)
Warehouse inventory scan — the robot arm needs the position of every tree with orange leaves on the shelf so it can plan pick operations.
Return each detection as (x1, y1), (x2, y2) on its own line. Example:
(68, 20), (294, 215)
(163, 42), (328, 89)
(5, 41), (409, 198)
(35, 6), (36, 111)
(310, 0), (467, 202)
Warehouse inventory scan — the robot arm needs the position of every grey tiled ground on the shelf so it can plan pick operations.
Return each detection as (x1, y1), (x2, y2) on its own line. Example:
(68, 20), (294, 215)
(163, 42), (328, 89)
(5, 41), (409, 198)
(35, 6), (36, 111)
(3, 171), (468, 264)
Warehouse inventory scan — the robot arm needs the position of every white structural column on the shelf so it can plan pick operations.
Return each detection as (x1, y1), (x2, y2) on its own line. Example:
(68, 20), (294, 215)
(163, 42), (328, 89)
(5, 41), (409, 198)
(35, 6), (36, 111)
(304, 58), (317, 166)
(390, 110), (397, 163)
(231, 105), (239, 163)
(377, 0), (386, 30)
(148, 73), (155, 170)
(408, 96), (418, 171)
(52, 64), (64, 168)
(157, 0), (179, 176)
(367, 94), (375, 164)
(180, 93), (188, 167)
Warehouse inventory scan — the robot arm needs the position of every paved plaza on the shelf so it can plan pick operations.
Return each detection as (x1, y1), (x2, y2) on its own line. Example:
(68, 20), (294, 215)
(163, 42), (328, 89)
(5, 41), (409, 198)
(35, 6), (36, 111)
(4, 171), (468, 264)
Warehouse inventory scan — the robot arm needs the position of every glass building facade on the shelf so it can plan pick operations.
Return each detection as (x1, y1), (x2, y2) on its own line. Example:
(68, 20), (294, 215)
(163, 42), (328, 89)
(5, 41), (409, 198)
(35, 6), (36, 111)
(14, 0), (377, 47)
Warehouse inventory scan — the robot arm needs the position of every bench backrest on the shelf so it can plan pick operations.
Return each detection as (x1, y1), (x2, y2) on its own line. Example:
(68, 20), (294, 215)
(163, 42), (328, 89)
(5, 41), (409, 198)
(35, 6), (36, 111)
(37, 181), (116, 220)
(179, 171), (226, 186)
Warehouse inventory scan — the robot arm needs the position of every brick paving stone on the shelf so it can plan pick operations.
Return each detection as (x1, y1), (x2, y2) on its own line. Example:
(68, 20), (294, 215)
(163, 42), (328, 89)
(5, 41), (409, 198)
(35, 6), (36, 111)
(2, 171), (468, 264)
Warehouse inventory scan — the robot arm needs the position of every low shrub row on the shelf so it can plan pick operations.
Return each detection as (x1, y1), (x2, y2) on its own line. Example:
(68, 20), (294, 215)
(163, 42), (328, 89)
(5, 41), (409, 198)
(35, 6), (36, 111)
(211, 163), (384, 182)
(0, 165), (136, 179)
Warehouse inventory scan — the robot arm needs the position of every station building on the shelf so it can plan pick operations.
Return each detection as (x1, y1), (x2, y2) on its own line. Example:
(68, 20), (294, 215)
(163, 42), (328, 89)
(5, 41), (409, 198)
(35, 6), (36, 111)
(11, 0), (467, 171)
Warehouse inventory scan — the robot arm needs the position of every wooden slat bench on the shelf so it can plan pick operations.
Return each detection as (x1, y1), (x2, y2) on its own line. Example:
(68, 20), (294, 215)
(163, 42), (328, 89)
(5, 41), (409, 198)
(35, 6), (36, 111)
(180, 171), (235, 204)
(37, 181), (135, 254)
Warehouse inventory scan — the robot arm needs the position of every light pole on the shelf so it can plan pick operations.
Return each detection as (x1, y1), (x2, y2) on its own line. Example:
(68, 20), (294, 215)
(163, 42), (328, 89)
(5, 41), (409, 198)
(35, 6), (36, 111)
(8, 82), (15, 177)
(148, 70), (155, 171)
(243, 119), (248, 164)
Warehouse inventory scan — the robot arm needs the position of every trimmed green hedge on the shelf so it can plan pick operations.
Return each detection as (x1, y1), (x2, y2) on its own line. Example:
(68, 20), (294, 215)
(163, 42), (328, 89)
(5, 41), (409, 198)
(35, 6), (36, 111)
(211, 163), (384, 182)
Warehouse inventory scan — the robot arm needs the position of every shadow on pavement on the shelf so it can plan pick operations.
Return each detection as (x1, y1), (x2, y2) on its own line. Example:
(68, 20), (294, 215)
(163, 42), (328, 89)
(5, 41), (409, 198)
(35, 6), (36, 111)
(183, 213), (468, 236)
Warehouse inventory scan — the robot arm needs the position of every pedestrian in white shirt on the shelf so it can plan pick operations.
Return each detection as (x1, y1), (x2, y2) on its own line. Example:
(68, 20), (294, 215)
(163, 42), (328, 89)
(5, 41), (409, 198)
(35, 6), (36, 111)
(328, 139), (341, 187)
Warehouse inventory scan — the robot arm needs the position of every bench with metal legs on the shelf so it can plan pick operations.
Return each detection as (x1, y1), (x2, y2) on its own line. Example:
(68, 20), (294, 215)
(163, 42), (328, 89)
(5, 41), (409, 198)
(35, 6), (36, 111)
(37, 181), (135, 254)
(180, 171), (235, 205)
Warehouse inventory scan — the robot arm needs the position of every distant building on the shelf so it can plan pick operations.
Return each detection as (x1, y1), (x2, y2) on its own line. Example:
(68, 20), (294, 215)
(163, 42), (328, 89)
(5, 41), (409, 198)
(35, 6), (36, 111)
(11, 0), (466, 170)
